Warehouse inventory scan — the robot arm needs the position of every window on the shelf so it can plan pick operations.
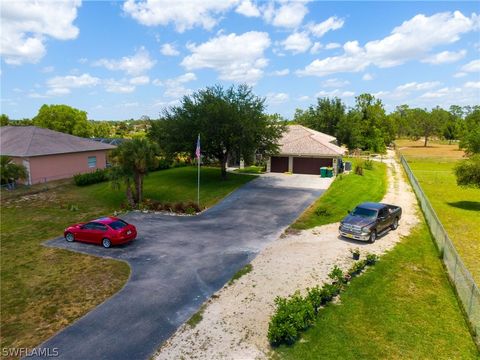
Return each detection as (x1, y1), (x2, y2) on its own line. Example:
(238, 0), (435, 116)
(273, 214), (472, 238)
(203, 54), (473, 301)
(88, 156), (97, 168)
(93, 223), (108, 231)
(109, 220), (128, 230)
(83, 222), (97, 230)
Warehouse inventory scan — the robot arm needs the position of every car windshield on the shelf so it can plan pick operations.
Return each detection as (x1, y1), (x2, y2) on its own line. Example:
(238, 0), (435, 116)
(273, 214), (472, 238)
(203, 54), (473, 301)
(109, 220), (128, 230)
(352, 207), (377, 218)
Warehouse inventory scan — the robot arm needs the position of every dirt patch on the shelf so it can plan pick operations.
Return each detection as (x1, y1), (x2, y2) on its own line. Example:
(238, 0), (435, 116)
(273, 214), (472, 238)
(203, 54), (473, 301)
(154, 151), (420, 359)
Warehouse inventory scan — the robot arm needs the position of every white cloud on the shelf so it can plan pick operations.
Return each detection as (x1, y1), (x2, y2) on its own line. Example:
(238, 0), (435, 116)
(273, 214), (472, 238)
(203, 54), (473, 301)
(422, 49), (467, 64)
(46, 73), (100, 96)
(298, 11), (479, 77)
(123, 0), (238, 32)
(263, 1), (309, 29)
(129, 75), (150, 85)
(182, 31), (270, 84)
(281, 32), (311, 54)
(161, 72), (197, 98)
(325, 42), (341, 50)
(308, 16), (344, 38)
(0, 0), (81, 65)
(267, 92), (289, 104)
(297, 95), (310, 101)
(272, 68), (290, 76)
(104, 79), (136, 94)
(464, 81), (480, 89)
(160, 43), (180, 56)
(461, 59), (480, 72)
(152, 78), (162, 86)
(235, 0), (260, 17)
(94, 47), (156, 76)
(396, 81), (441, 92)
(316, 89), (355, 98)
(454, 72), (467, 78)
(310, 42), (322, 54)
(362, 73), (373, 81)
(322, 78), (350, 88)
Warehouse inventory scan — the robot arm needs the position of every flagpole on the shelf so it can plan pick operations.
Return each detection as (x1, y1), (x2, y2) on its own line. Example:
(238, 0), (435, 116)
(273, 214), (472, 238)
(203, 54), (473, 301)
(197, 134), (200, 207)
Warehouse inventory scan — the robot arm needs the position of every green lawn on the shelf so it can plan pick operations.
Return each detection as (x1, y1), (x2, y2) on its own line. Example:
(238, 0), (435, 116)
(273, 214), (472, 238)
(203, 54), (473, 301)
(397, 139), (480, 284)
(0, 166), (254, 352)
(275, 222), (479, 359)
(292, 159), (387, 229)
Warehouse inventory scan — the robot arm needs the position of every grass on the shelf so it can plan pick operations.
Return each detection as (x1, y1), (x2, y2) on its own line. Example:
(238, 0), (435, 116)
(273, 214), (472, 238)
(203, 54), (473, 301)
(274, 222), (479, 359)
(186, 304), (207, 328)
(291, 158), (387, 229)
(396, 139), (480, 284)
(0, 166), (254, 351)
(233, 165), (265, 174)
(228, 264), (253, 285)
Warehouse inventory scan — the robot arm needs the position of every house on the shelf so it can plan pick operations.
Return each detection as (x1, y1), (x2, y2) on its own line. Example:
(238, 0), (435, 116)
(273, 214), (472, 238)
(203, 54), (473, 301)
(0, 126), (116, 184)
(268, 125), (345, 175)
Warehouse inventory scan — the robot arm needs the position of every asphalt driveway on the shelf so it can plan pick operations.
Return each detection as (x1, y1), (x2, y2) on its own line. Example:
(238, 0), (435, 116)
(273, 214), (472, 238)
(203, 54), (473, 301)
(37, 174), (332, 359)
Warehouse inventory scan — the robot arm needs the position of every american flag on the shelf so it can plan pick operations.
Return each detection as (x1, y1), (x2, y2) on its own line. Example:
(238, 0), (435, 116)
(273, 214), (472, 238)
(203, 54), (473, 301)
(195, 134), (201, 159)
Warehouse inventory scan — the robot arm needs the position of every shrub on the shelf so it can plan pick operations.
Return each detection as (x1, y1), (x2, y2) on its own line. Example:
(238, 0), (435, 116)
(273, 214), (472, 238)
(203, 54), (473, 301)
(156, 158), (172, 171)
(364, 159), (374, 170)
(365, 253), (379, 266)
(73, 169), (109, 186)
(354, 164), (364, 176)
(268, 291), (315, 346)
(348, 260), (367, 277)
(306, 286), (323, 313)
(315, 206), (330, 217)
(328, 265), (345, 285)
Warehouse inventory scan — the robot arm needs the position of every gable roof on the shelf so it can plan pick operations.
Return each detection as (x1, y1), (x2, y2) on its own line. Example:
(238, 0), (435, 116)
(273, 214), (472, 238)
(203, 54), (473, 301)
(278, 125), (345, 156)
(0, 126), (116, 157)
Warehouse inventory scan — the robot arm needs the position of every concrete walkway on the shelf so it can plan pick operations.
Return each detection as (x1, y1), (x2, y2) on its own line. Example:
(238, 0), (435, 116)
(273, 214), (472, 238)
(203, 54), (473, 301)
(37, 174), (332, 359)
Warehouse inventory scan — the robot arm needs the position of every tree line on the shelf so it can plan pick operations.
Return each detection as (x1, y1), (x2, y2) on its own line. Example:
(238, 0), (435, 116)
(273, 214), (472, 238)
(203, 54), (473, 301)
(1, 86), (479, 194)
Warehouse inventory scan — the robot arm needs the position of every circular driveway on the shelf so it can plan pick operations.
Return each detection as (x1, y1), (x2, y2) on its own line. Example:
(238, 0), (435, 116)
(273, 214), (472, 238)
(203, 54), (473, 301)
(38, 174), (333, 359)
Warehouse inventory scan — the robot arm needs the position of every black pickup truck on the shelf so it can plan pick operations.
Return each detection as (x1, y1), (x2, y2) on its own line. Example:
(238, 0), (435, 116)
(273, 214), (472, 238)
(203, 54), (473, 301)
(339, 202), (402, 243)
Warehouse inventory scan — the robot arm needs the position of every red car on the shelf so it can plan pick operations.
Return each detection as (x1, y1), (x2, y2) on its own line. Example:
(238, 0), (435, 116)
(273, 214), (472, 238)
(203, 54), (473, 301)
(64, 217), (137, 248)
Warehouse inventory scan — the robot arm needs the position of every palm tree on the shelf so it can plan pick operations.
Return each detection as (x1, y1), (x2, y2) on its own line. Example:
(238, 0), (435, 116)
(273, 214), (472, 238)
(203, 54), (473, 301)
(0, 156), (28, 188)
(110, 139), (159, 206)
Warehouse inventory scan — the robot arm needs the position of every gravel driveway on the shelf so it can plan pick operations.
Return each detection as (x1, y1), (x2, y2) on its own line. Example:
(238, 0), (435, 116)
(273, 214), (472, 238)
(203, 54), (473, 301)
(37, 174), (333, 359)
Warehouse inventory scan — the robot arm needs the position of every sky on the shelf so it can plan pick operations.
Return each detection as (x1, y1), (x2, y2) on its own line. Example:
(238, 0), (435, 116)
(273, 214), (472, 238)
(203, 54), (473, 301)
(1, 0), (479, 121)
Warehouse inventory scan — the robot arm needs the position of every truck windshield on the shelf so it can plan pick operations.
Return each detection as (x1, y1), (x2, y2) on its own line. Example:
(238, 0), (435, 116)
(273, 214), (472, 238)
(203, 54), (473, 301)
(352, 207), (377, 218)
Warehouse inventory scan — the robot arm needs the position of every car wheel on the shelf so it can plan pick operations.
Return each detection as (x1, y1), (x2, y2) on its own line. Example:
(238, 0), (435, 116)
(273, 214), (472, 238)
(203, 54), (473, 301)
(65, 232), (75, 242)
(369, 230), (377, 244)
(391, 217), (399, 230)
(102, 238), (111, 248)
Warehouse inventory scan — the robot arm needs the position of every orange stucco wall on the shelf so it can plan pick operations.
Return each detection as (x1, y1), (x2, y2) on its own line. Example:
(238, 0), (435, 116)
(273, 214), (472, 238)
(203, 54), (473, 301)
(15, 150), (109, 184)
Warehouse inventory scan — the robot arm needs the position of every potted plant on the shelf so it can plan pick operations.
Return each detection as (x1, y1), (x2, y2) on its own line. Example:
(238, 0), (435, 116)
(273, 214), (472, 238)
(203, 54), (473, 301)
(350, 248), (360, 260)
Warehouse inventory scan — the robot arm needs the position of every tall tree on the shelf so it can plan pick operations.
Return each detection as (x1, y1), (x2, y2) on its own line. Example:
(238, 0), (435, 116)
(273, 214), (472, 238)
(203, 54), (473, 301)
(33, 104), (92, 137)
(407, 108), (439, 147)
(149, 84), (285, 179)
(460, 109), (480, 155)
(0, 114), (9, 126)
(0, 156), (28, 186)
(294, 97), (345, 137)
(110, 139), (159, 206)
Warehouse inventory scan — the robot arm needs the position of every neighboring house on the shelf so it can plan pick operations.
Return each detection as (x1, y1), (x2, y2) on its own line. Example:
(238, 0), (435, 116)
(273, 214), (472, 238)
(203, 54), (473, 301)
(0, 126), (116, 185)
(268, 125), (345, 175)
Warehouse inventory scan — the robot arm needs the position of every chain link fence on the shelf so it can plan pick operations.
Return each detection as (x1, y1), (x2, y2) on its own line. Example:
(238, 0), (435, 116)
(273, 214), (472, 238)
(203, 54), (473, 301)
(399, 155), (479, 345)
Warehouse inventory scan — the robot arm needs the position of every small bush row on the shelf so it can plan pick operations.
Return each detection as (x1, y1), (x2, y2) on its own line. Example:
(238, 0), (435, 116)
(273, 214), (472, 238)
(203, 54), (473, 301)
(139, 198), (202, 214)
(267, 255), (379, 346)
(73, 169), (109, 186)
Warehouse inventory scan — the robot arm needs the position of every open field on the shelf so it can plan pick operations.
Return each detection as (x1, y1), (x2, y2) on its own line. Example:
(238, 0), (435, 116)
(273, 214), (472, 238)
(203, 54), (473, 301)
(291, 158), (387, 230)
(275, 222), (479, 359)
(396, 139), (480, 284)
(0, 167), (254, 351)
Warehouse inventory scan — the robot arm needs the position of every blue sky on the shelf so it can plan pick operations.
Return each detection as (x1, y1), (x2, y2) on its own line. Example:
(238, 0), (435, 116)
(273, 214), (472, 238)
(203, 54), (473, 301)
(1, 1), (479, 120)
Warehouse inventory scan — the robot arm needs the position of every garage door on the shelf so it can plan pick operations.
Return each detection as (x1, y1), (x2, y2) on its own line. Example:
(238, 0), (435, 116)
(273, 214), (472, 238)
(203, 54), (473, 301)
(270, 156), (289, 173)
(293, 157), (332, 175)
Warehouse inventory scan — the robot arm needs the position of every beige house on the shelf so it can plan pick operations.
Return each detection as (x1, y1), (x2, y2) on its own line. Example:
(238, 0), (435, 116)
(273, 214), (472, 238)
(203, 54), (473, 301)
(0, 126), (115, 185)
(268, 125), (345, 175)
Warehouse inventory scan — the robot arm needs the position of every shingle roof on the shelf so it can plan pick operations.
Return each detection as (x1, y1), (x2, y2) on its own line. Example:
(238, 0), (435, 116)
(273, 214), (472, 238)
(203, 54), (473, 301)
(278, 125), (345, 156)
(0, 126), (116, 157)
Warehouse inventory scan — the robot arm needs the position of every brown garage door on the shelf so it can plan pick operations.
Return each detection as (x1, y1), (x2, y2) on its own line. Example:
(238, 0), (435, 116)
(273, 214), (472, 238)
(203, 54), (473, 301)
(270, 156), (289, 173)
(293, 157), (332, 174)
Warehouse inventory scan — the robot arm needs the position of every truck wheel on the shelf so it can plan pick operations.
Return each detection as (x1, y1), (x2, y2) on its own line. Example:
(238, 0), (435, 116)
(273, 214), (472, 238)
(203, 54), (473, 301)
(391, 217), (399, 230)
(369, 230), (377, 244)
